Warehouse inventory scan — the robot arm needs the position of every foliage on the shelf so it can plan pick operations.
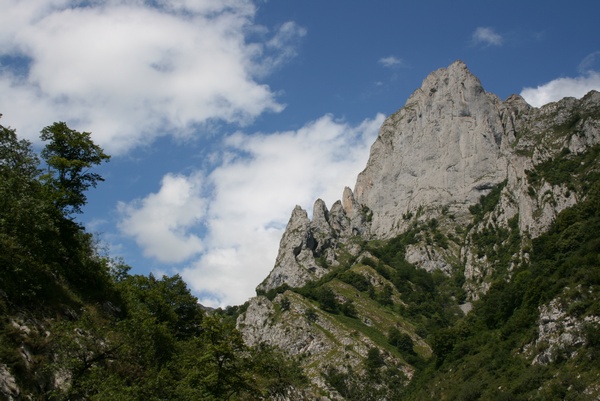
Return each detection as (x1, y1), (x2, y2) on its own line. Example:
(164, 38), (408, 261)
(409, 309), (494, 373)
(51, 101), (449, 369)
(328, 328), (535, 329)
(317, 286), (339, 313)
(340, 299), (357, 318)
(0, 119), (114, 304)
(471, 215), (521, 279)
(0, 121), (59, 301)
(365, 347), (385, 373)
(388, 327), (415, 355)
(0, 121), (310, 399)
(406, 181), (600, 399)
(324, 363), (407, 400)
(257, 283), (291, 301)
(366, 231), (463, 335)
(527, 145), (600, 195)
(468, 180), (507, 223)
(339, 270), (372, 292)
(40, 122), (110, 215)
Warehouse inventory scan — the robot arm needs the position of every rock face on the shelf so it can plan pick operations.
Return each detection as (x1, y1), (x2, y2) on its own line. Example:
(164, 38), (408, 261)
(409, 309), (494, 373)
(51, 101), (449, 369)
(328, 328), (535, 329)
(239, 61), (600, 399)
(355, 61), (509, 238)
(524, 293), (600, 366)
(237, 292), (414, 392)
(257, 61), (600, 295)
(257, 189), (369, 293)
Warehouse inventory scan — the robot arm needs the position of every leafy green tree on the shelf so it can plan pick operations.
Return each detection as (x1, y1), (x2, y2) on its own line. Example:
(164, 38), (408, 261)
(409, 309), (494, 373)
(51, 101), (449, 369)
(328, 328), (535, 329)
(317, 286), (339, 312)
(246, 343), (308, 398)
(279, 296), (291, 311)
(365, 347), (385, 373)
(377, 283), (394, 306)
(340, 270), (371, 292)
(0, 119), (60, 301)
(0, 118), (40, 179)
(397, 333), (414, 355)
(117, 274), (205, 342)
(341, 299), (358, 317)
(179, 315), (249, 399)
(388, 327), (402, 346)
(40, 122), (110, 215)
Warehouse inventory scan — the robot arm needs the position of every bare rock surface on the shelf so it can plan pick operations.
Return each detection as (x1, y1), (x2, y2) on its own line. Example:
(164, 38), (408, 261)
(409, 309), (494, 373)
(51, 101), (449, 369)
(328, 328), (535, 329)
(354, 61), (510, 238)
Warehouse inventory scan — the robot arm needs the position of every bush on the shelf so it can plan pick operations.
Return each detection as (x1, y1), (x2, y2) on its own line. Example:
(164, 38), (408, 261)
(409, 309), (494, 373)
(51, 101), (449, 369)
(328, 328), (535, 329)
(317, 287), (338, 313)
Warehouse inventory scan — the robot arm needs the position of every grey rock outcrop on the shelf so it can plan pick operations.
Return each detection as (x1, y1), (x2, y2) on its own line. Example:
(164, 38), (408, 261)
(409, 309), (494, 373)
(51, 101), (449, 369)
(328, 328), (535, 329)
(257, 188), (369, 293)
(237, 291), (417, 398)
(523, 294), (600, 365)
(0, 364), (19, 401)
(354, 61), (510, 238)
(241, 61), (600, 397)
(256, 205), (326, 292)
(258, 62), (600, 298)
(462, 90), (600, 295)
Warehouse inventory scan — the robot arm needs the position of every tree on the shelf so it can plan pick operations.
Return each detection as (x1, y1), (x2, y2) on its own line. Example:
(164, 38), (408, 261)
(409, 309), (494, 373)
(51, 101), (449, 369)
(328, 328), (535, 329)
(247, 343), (308, 398)
(40, 122), (110, 215)
(317, 286), (339, 312)
(396, 333), (414, 355)
(388, 327), (402, 347)
(341, 300), (358, 317)
(0, 117), (40, 179)
(365, 347), (385, 373)
(0, 119), (60, 301)
(118, 274), (205, 341)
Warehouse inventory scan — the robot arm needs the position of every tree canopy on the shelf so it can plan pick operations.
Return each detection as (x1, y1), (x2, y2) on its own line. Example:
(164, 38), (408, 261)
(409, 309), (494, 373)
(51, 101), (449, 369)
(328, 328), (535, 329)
(40, 122), (110, 215)
(0, 118), (308, 399)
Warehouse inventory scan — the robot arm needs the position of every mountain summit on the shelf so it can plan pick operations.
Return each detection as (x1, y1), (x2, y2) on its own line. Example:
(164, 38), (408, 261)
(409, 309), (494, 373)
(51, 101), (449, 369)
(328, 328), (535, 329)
(355, 60), (510, 238)
(2, 61), (599, 400)
(256, 61), (600, 294)
(239, 61), (600, 399)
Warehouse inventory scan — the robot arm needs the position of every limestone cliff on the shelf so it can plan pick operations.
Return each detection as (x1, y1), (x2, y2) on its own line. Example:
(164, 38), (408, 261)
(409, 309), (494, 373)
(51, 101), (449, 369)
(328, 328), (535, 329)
(355, 60), (510, 238)
(257, 189), (368, 293)
(238, 61), (600, 400)
(256, 60), (600, 297)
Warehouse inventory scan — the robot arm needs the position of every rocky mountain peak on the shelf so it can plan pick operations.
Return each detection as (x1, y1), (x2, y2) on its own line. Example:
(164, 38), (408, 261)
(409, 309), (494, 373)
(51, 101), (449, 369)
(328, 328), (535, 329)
(257, 189), (370, 293)
(256, 60), (600, 303)
(354, 60), (510, 238)
(239, 62), (600, 399)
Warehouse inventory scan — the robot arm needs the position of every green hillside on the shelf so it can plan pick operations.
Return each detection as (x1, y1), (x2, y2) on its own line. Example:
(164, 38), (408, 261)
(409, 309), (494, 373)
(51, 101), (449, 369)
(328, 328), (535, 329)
(0, 120), (307, 400)
(2, 98), (599, 399)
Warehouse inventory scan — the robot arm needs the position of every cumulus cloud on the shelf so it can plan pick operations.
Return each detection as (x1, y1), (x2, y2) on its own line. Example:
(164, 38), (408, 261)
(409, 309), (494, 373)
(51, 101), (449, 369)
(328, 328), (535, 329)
(520, 71), (600, 107)
(117, 173), (207, 263)
(118, 113), (385, 306)
(379, 56), (402, 68)
(578, 51), (600, 74)
(0, 0), (304, 154)
(472, 27), (503, 47)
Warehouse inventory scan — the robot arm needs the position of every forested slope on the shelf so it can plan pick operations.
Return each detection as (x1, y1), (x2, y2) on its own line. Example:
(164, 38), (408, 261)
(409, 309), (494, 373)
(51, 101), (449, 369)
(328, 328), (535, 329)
(0, 119), (307, 400)
(2, 62), (600, 400)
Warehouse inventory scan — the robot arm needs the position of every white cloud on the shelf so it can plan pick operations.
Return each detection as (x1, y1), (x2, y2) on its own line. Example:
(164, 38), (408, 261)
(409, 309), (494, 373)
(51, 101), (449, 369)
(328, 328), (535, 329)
(0, 0), (304, 154)
(379, 56), (402, 68)
(117, 172), (207, 263)
(118, 113), (385, 307)
(258, 21), (307, 76)
(579, 51), (600, 74)
(520, 71), (600, 107)
(472, 27), (503, 47)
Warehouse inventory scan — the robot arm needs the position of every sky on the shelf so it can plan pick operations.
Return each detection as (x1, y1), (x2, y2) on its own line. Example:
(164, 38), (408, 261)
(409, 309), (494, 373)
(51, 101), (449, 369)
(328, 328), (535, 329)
(1, 0), (599, 307)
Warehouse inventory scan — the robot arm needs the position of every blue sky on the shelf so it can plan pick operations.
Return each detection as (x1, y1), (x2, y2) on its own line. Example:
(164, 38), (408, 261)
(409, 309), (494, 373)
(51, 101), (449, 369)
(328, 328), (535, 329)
(1, 0), (599, 307)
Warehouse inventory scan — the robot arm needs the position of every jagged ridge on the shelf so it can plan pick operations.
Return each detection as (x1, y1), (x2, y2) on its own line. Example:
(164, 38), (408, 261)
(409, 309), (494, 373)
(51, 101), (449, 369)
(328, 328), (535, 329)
(238, 61), (600, 399)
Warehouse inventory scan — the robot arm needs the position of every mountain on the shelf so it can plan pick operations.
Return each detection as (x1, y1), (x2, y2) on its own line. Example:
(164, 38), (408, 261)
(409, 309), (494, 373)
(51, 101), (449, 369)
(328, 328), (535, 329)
(1, 61), (598, 400)
(0, 121), (309, 400)
(237, 61), (600, 399)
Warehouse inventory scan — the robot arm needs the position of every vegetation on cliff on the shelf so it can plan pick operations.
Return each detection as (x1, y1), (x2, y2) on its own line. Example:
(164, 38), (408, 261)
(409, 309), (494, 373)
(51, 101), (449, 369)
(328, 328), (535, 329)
(2, 88), (599, 399)
(0, 119), (307, 400)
